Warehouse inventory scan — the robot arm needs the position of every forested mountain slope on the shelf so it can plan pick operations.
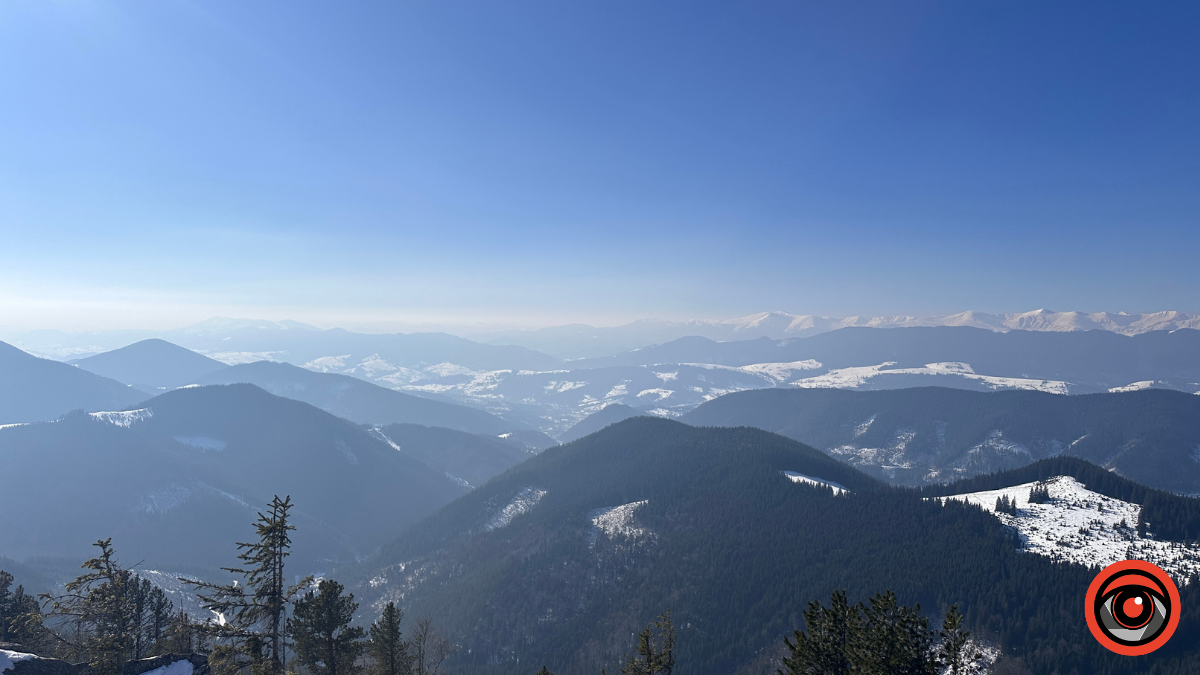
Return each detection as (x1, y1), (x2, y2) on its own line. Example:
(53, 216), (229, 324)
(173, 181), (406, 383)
(352, 418), (1200, 675)
(374, 423), (532, 488)
(683, 387), (1200, 493)
(197, 361), (518, 434)
(0, 340), (144, 425)
(0, 384), (467, 575)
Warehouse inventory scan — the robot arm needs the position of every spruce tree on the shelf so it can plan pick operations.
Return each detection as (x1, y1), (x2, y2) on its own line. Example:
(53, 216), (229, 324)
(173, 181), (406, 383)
(369, 602), (412, 675)
(188, 495), (311, 675)
(0, 570), (43, 648)
(42, 539), (134, 675)
(289, 579), (366, 675)
(857, 591), (936, 675)
(938, 604), (981, 675)
(780, 590), (858, 675)
(620, 610), (675, 675)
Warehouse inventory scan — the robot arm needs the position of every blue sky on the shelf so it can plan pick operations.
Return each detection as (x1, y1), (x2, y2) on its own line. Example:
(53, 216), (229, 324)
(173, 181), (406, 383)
(1, 1), (1197, 330)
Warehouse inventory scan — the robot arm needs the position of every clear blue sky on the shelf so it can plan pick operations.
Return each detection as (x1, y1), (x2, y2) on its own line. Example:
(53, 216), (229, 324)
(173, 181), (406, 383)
(1, 1), (1197, 330)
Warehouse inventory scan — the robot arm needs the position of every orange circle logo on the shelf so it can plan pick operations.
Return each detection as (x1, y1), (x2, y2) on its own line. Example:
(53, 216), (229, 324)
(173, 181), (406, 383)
(1085, 560), (1180, 655)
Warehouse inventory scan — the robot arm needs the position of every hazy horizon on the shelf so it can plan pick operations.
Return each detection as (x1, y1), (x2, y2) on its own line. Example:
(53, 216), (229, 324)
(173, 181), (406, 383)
(3, 1), (1198, 332)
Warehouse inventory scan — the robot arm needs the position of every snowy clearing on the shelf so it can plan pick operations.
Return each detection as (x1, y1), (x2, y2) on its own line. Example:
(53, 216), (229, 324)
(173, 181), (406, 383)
(486, 487), (548, 531)
(783, 471), (849, 495)
(89, 408), (153, 427)
(588, 500), (650, 544)
(940, 476), (1200, 583)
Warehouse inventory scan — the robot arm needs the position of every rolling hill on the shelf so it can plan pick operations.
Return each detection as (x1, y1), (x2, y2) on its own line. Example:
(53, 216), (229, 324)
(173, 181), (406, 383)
(0, 384), (468, 576)
(373, 423), (533, 488)
(196, 361), (518, 435)
(72, 339), (227, 391)
(682, 387), (1200, 493)
(0, 340), (145, 425)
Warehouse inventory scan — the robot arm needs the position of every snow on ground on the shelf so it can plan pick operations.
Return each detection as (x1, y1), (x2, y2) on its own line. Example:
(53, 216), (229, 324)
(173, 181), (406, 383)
(588, 500), (650, 544)
(89, 408), (153, 427)
(486, 487), (548, 531)
(173, 436), (227, 451)
(636, 388), (673, 402)
(736, 360), (823, 382)
(1, 649), (38, 674)
(830, 429), (917, 473)
(0, 423), (27, 431)
(203, 351), (285, 365)
(138, 659), (193, 675)
(1109, 380), (1156, 393)
(790, 362), (1071, 394)
(303, 354), (351, 371)
(793, 363), (899, 389)
(940, 476), (1200, 583)
(445, 472), (472, 489)
(369, 427), (402, 451)
(783, 471), (849, 495)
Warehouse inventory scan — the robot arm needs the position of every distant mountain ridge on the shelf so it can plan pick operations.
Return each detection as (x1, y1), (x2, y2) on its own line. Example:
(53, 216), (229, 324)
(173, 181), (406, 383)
(683, 387), (1200, 494)
(478, 309), (1200, 358)
(72, 338), (226, 391)
(0, 340), (144, 424)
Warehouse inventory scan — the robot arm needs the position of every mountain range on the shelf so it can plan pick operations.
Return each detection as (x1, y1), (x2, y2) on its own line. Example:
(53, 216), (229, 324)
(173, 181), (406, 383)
(683, 387), (1200, 494)
(0, 340), (144, 425)
(348, 417), (1200, 675)
(477, 310), (1200, 358)
(0, 384), (468, 575)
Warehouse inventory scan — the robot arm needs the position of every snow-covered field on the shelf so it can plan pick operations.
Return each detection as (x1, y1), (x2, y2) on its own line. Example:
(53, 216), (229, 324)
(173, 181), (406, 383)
(89, 408), (153, 427)
(940, 476), (1200, 583)
(783, 471), (849, 495)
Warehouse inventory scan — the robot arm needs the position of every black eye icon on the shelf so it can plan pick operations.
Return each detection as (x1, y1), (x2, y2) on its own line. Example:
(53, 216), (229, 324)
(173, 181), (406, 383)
(1086, 561), (1181, 655)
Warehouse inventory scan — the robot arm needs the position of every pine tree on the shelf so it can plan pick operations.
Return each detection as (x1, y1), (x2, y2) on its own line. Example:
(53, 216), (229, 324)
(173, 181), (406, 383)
(781, 590), (858, 675)
(620, 610), (675, 675)
(42, 539), (134, 675)
(369, 602), (412, 675)
(188, 495), (311, 675)
(0, 570), (43, 648)
(938, 604), (981, 675)
(857, 591), (936, 675)
(289, 580), (366, 675)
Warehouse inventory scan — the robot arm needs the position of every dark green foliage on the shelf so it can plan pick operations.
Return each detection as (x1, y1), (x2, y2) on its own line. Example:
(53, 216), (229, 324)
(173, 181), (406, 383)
(128, 576), (175, 659)
(994, 495), (1018, 515)
(939, 605), (981, 675)
(534, 668), (552, 675)
(781, 590), (936, 675)
(368, 602), (412, 675)
(1027, 484), (1051, 504)
(289, 580), (366, 675)
(620, 611), (674, 675)
(0, 569), (43, 648)
(188, 495), (311, 675)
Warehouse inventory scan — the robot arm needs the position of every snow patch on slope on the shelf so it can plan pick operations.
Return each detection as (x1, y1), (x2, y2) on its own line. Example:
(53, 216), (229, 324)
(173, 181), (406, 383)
(1109, 381), (1156, 393)
(90, 408), (153, 427)
(790, 362), (1070, 394)
(369, 427), (402, 451)
(1, 649), (38, 674)
(589, 500), (650, 544)
(486, 487), (547, 531)
(783, 471), (849, 495)
(940, 476), (1200, 583)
